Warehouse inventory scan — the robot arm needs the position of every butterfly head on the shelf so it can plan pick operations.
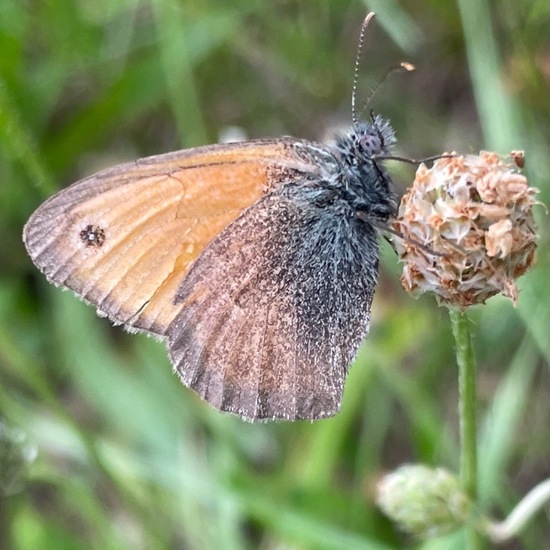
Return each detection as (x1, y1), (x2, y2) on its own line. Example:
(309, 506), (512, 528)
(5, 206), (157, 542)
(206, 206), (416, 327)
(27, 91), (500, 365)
(352, 114), (396, 158)
(332, 114), (398, 221)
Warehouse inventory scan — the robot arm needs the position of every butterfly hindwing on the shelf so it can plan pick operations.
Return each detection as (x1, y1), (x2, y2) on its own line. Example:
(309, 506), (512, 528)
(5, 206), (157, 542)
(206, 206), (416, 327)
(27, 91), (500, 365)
(167, 179), (380, 421)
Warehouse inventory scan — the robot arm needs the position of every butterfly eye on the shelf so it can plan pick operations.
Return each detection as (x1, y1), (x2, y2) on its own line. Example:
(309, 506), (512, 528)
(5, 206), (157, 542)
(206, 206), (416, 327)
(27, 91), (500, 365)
(359, 132), (382, 156)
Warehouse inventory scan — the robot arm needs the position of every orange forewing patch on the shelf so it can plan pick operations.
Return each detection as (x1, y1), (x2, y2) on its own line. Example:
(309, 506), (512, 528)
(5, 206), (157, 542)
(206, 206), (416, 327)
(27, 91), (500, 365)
(24, 139), (315, 335)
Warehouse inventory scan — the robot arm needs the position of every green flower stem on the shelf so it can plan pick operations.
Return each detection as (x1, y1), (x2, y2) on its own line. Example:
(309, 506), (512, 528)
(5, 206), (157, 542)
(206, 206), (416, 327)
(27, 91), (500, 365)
(449, 308), (481, 548)
(484, 478), (550, 542)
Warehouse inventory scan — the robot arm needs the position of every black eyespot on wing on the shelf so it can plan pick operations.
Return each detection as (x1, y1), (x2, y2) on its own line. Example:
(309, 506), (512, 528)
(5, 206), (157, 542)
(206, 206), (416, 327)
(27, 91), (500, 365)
(79, 224), (106, 248)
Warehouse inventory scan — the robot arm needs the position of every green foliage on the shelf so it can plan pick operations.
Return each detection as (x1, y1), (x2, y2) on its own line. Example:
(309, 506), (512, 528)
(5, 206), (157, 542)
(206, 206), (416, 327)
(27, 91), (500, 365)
(1, 0), (549, 548)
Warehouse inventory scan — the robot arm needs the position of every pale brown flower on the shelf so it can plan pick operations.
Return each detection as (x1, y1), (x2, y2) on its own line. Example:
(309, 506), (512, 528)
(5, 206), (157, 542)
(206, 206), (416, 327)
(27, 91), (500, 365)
(392, 152), (539, 307)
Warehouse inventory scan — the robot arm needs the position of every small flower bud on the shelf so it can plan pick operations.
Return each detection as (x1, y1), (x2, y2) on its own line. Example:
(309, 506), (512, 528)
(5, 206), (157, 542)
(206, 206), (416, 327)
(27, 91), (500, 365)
(392, 152), (539, 307)
(376, 465), (472, 539)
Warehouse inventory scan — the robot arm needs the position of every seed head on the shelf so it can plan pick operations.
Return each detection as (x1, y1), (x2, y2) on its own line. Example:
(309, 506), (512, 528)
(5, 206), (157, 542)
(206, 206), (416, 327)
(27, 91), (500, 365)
(392, 152), (539, 307)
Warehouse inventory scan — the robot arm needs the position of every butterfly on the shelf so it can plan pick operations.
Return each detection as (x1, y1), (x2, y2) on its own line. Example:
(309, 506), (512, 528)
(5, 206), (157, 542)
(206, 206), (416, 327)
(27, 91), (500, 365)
(23, 13), (399, 421)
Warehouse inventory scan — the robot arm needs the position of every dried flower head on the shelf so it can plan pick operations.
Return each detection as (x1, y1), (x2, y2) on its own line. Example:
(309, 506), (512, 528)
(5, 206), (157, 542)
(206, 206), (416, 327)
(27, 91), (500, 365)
(392, 151), (539, 307)
(376, 465), (472, 539)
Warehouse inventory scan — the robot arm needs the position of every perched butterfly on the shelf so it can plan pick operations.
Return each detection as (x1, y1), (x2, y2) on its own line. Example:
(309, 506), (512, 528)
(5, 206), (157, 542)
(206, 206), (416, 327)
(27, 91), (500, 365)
(23, 13), (401, 421)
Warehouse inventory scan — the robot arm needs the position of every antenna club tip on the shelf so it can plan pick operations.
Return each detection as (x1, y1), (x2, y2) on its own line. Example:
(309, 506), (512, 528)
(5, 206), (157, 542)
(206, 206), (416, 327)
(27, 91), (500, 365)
(401, 62), (416, 72)
(363, 12), (376, 27)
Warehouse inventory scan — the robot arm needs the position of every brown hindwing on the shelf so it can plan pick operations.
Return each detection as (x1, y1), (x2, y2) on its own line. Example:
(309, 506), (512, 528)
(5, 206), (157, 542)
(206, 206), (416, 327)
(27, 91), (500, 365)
(167, 186), (378, 421)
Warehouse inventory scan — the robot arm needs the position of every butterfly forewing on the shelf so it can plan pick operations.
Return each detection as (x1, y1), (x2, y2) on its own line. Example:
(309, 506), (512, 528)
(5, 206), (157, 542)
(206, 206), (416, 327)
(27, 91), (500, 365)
(23, 139), (317, 335)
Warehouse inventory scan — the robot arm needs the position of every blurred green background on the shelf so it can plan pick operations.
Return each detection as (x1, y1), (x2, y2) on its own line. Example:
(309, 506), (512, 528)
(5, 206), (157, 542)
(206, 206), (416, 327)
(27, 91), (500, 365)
(1, 0), (549, 548)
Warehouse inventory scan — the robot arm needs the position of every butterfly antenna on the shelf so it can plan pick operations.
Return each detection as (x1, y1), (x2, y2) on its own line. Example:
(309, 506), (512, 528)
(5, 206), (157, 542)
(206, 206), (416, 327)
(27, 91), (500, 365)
(351, 12), (376, 125)
(358, 61), (415, 119)
(372, 152), (456, 165)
